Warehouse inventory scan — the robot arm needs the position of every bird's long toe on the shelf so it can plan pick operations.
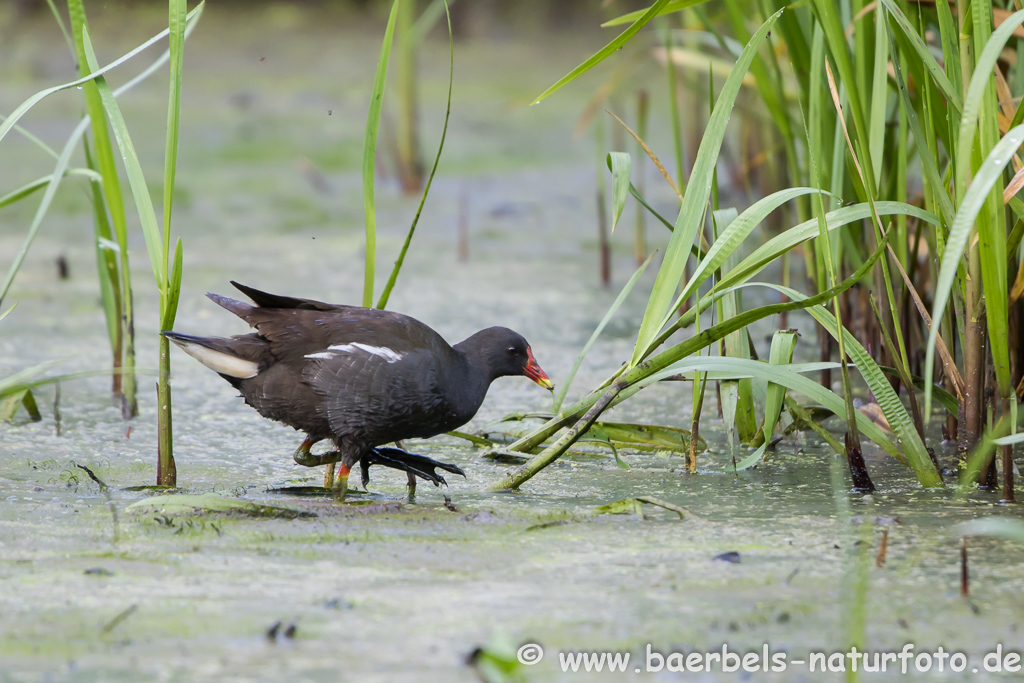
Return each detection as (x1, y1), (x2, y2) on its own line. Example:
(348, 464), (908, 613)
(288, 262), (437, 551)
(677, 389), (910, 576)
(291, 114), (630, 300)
(360, 447), (465, 489)
(376, 446), (466, 480)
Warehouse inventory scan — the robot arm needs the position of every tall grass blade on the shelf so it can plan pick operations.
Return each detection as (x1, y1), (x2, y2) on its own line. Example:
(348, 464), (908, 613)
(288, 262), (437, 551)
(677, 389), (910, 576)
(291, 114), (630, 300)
(953, 10), (1024, 194)
(868, 5), (889, 188)
(395, 0), (422, 192)
(411, 0), (455, 43)
(163, 0), (186, 281)
(361, 0), (400, 307)
(0, 5), (204, 148)
(709, 202), (937, 306)
(81, 29), (165, 289)
(377, 0), (454, 310)
(925, 124), (1024, 418)
(162, 238), (184, 333)
(632, 10), (781, 365)
(763, 283), (941, 486)
(878, 0), (963, 113)
(885, 21), (955, 226)
(83, 137), (122, 390)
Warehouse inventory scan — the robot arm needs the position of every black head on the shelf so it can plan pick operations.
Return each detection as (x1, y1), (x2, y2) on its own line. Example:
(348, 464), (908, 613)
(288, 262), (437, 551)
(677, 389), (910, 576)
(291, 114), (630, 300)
(455, 327), (553, 388)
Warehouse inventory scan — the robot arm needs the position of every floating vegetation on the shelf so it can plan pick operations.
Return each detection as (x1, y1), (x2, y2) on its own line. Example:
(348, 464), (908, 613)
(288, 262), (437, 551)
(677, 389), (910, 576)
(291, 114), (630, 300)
(126, 493), (314, 519)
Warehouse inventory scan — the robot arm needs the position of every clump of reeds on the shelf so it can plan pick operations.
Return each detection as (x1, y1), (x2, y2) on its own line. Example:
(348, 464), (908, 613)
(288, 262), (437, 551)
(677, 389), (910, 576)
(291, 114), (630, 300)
(485, 0), (1023, 501)
(0, 0), (202, 485)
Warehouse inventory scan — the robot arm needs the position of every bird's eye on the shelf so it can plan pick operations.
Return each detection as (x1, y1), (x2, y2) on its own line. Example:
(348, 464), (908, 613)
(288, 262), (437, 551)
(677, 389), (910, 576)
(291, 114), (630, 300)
(507, 346), (517, 356)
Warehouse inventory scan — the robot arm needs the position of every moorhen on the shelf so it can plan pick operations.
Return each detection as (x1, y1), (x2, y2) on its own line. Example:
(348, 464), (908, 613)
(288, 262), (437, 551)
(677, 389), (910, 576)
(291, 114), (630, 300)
(164, 282), (553, 500)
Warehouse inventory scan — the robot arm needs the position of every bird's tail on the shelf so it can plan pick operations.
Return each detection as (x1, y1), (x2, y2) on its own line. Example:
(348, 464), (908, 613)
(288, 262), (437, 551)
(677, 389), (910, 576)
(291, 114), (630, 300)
(162, 331), (260, 379)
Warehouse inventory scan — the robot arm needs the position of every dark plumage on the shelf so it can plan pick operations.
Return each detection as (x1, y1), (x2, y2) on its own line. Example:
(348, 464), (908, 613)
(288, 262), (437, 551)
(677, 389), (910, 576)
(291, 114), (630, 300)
(164, 282), (552, 499)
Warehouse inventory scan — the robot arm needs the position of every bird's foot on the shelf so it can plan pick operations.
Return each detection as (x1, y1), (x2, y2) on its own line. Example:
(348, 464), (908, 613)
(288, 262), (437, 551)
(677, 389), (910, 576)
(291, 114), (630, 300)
(359, 446), (466, 489)
(406, 470), (417, 501)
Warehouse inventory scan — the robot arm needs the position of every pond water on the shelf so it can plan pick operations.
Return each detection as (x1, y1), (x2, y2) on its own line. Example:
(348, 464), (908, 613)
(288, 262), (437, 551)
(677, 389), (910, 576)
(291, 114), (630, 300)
(1, 5), (1022, 682)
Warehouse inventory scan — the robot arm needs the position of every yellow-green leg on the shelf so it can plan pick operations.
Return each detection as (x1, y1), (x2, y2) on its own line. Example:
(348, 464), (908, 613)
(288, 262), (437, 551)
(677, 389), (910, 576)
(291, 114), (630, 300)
(292, 437), (339, 490)
(332, 464), (351, 502)
(293, 437), (318, 466)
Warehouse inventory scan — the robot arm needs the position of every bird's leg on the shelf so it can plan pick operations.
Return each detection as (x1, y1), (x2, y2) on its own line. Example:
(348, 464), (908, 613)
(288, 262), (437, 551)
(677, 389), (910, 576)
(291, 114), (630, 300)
(332, 464), (351, 502)
(292, 437), (346, 466)
(396, 440), (417, 499)
(292, 436), (320, 466)
(292, 437), (345, 489)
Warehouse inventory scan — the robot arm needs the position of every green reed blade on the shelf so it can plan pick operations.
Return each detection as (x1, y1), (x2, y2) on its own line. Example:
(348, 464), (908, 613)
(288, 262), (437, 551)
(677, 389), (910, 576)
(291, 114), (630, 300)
(494, 231), (893, 478)
(953, 9), (1024, 194)
(868, 4), (889, 187)
(885, 21), (955, 226)
(735, 330), (797, 470)
(533, 0), (673, 105)
(553, 254), (655, 414)
(761, 282), (940, 486)
(0, 5), (204, 149)
(632, 10), (781, 366)
(0, 169), (98, 209)
(81, 29), (164, 289)
(668, 356), (903, 467)
(602, 0), (710, 28)
(361, 0), (400, 308)
(162, 238), (184, 332)
(163, 0), (187, 291)
(879, 0), (963, 113)
(377, 0), (454, 310)
(0, 118), (86, 306)
(926, 125), (1024, 419)
(678, 187), (826, 308)
(607, 152), (632, 234)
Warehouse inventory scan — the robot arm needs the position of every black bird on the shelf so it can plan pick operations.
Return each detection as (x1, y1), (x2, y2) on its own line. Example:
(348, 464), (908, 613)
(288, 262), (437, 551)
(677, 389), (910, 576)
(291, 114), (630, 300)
(164, 282), (553, 500)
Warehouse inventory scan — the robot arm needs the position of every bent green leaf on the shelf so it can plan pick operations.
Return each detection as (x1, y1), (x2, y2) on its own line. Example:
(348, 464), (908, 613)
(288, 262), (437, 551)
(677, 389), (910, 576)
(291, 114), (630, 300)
(632, 10), (782, 365)
(533, 0), (672, 105)
(607, 152), (632, 234)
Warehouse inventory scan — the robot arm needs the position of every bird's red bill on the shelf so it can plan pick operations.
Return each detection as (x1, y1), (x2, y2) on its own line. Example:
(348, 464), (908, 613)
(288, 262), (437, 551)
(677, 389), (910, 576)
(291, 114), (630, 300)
(525, 347), (554, 390)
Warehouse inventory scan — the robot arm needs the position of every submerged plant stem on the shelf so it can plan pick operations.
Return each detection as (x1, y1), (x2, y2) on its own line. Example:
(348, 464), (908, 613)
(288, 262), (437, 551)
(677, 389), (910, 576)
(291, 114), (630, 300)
(156, 336), (175, 486)
(487, 384), (623, 491)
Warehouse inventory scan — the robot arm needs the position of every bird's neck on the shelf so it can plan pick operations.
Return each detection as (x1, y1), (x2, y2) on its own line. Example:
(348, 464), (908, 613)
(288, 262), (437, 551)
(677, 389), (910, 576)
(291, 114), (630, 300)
(447, 343), (495, 412)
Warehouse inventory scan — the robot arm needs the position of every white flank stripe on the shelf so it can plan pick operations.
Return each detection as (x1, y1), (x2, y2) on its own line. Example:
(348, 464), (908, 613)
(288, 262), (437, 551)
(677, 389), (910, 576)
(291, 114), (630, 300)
(173, 341), (259, 378)
(326, 342), (403, 363)
(304, 352), (335, 360)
